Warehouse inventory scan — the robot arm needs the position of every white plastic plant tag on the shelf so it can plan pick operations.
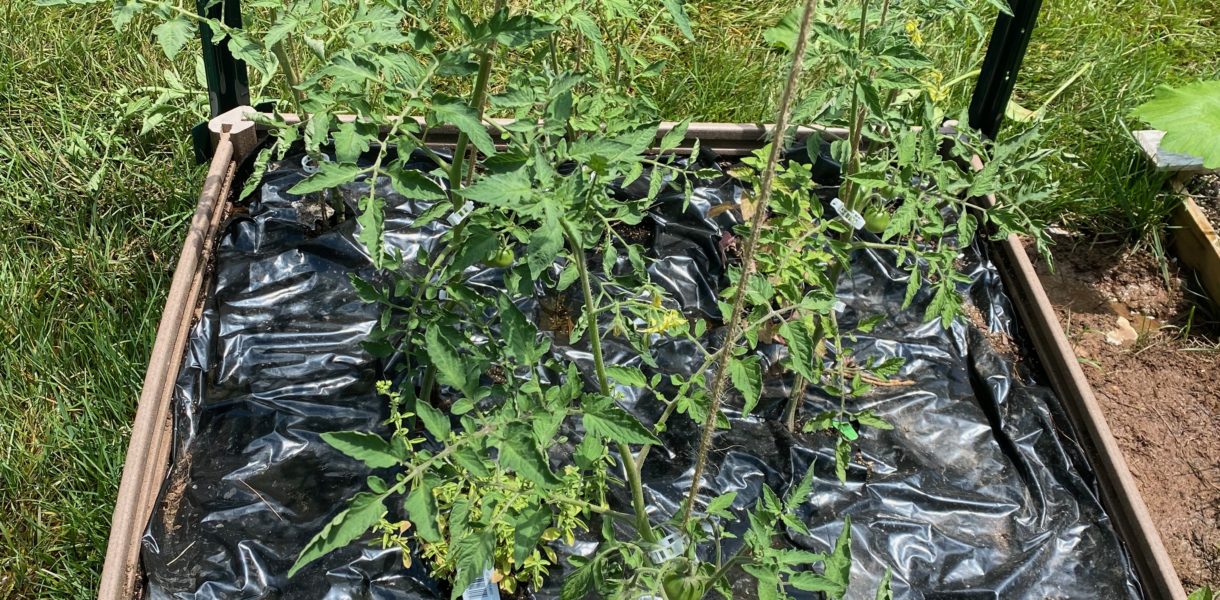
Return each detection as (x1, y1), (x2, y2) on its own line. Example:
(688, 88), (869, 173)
(832, 300), (846, 314)
(300, 153), (332, 175)
(447, 200), (475, 226)
(830, 197), (865, 230)
(647, 531), (687, 565)
(461, 567), (500, 600)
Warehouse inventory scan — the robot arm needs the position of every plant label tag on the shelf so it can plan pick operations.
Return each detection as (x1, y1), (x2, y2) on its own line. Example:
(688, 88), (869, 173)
(830, 197), (865, 230)
(461, 567), (500, 600)
(832, 300), (846, 313)
(447, 200), (475, 226)
(647, 531), (687, 564)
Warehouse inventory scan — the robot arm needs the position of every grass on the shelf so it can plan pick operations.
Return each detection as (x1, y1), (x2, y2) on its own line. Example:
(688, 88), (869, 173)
(0, 0), (1218, 597)
(0, 4), (203, 598)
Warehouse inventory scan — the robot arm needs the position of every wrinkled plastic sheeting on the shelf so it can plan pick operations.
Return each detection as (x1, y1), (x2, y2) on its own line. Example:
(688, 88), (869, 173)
(143, 145), (1143, 600)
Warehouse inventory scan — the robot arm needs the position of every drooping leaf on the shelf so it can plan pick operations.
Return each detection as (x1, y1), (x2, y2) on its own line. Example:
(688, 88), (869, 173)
(706, 491), (738, 517)
(660, 0), (694, 40)
(728, 355), (762, 415)
(430, 95), (497, 157)
(498, 294), (538, 363)
(289, 492), (386, 576)
(834, 437), (851, 484)
(824, 517), (854, 599)
(780, 320), (819, 381)
(496, 425), (558, 486)
(876, 569), (894, 600)
(404, 485), (442, 543)
(288, 162), (365, 195)
(153, 18), (194, 60)
(389, 165), (448, 201)
(605, 365), (647, 388)
(560, 556), (598, 600)
(785, 462), (816, 512)
(415, 400), (451, 440)
(512, 505), (551, 566)
(320, 431), (401, 468)
(1132, 81), (1220, 169)
(425, 326), (470, 396)
(583, 403), (661, 445)
(451, 444), (490, 477)
(527, 218), (563, 280)
(452, 529), (495, 599)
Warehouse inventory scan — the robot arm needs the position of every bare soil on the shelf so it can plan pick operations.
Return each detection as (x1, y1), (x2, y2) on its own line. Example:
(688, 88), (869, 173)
(1188, 173), (1220, 226)
(1031, 234), (1220, 591)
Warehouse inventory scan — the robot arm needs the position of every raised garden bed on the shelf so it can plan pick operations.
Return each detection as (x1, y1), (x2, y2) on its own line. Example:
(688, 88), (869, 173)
(1032, 235), (1219, 592)
(1135, 130), (1220, 307)
(99, 114), (1186, 599)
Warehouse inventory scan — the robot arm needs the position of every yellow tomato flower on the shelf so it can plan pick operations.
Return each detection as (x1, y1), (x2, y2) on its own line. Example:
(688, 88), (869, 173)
(905, 19), (924, 48)
(640, 309), (685, 334)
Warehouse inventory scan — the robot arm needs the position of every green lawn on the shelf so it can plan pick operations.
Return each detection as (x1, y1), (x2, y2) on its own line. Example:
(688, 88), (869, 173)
(1, 1), (1217, 597)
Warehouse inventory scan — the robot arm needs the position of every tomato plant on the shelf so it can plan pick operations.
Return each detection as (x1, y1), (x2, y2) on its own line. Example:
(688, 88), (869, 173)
(50, 0), (1056, 598)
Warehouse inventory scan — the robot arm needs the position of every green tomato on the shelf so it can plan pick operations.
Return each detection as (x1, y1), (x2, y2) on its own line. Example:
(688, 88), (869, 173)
(483, 246), (514, 268)
(662, 572), (705, 600)
(864, 207), (890, 234)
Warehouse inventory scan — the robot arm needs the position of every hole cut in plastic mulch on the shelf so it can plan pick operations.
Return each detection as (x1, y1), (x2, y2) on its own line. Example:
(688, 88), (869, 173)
(141, 144), (1144, 599)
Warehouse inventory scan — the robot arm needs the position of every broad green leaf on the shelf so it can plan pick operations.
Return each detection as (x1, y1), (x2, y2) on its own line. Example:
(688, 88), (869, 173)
(583, 403), (661, 445)
(153, 18), (194, 60)
(497, 425), (558, 486)
(404, 485), (442, 543)
(457, 168), (533, 207)
(430, 95), (497, 157)
(512, 505), (551, 566)
(776, 549), (829, 565)
(289, 162), (365, 195)
(1132, 81), (1220, 169)
(415, 400), (451, 440)
(320, 431), (400, 468)
(425, 326), (470, 396)
(289, 491), (385, 576)
(728, 355), (762, 415)
(333, 121), (375, 163)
